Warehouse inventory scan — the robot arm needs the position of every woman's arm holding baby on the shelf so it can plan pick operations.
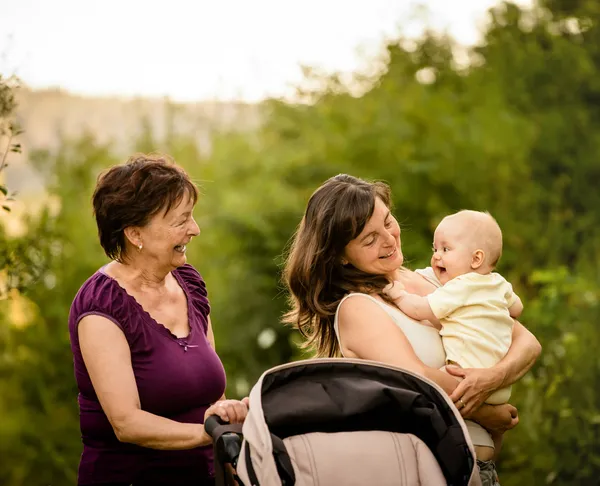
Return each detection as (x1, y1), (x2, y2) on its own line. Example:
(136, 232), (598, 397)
(469, 403), (519, 431)
(338, 294), (525, 437)
(448, 320), (541, 416)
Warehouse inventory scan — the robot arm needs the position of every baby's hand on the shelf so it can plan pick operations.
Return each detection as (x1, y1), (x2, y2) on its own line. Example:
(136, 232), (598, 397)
(383, 281), (407, 301)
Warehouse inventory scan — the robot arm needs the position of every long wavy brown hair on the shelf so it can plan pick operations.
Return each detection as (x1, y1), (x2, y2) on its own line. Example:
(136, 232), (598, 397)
(283, 174), (396, 357)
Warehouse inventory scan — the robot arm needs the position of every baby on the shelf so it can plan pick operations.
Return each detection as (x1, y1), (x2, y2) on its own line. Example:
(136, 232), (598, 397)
(385, 210), (523, 406)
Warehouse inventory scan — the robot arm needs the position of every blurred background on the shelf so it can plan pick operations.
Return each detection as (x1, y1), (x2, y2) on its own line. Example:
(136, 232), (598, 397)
(1, 0), (598, 484)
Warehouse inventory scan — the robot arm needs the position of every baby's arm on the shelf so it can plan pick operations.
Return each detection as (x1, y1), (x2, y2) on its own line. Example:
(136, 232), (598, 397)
(503, 276), (523, 318)
(384, 282), (439, 323)
(509, 294), (523, 318)
(398, 293), (439, 323)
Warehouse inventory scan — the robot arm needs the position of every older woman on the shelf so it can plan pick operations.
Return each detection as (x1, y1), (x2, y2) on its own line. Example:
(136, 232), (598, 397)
(283, 174), (541, 485)
(69, 154), (247, 486)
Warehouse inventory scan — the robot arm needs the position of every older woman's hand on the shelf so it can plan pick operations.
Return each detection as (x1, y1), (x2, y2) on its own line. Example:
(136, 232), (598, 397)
(204, 398), (249, 425)
(199, 398), (249, 449)
(447, 365), (505, 417)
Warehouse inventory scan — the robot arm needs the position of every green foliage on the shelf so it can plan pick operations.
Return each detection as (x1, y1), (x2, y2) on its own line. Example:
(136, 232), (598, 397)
(2, 1), (600, 484)
(1, 74), (25, 310)
(500, 268), (600, 485)
(0, 137), (117, 485)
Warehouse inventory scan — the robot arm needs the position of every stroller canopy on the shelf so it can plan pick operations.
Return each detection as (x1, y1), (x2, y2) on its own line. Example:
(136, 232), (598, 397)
(239, 359), (479, 486)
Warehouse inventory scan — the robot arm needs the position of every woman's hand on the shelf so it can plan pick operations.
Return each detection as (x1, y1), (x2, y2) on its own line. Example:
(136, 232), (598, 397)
(468, 403), (519, 433)
(447, 365), (505, 417)
(205, 398), (249, 424)
(200, 398), (249, 443)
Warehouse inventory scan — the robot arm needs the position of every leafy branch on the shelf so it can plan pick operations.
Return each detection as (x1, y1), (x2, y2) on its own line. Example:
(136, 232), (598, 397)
(0, 74), (21, 213)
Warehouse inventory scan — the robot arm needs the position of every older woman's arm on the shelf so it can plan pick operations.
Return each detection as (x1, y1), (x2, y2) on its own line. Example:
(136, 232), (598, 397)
(448, 320), (542, 416)
(337, 295), (460, 394)
(79, 315), (247, 450)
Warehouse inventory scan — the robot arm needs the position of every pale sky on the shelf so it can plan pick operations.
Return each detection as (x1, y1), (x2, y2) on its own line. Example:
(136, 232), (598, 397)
(1, 0), (531, 102)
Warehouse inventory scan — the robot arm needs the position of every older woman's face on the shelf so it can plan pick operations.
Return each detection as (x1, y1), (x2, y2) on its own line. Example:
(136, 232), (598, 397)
(137, 191), (200, 271)
(342, 197), (403, 277)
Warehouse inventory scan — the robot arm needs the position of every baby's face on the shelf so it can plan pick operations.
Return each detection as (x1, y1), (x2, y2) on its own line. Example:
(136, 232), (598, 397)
(430, 218), (476, 285)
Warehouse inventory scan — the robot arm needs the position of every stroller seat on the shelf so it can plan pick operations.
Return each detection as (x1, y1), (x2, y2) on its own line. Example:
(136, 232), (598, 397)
(284, 430), (445, 484)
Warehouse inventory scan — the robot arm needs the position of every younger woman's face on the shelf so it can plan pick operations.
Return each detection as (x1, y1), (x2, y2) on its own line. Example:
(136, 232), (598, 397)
(342, 197), (403, 277)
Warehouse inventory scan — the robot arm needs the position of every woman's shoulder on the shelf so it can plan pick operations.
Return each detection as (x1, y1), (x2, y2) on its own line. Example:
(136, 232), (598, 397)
(71, 269), (119, 306)
(69, 269), (129, 326)
(174, 262), (201, 279)
(174, 264), (205, 290)
(338, 291), (439, 331)
(337, 292), (384, 312)
(336, 292), (395, 326)
(174, 264), (210, 316)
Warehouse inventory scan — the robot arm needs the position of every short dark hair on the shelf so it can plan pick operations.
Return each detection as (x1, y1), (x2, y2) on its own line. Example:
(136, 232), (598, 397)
(92, 153), (198, 261)
(283, 174), (393, 357)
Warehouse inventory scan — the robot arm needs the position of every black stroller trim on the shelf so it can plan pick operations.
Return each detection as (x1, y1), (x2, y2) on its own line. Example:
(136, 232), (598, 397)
(244, 432), (295, 486)
(257, 361), (475, 485)
(206, 417), (295, 486)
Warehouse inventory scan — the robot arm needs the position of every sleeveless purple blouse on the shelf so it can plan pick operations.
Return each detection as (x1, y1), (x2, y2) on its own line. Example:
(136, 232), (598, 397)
(68, 264), (226, 485)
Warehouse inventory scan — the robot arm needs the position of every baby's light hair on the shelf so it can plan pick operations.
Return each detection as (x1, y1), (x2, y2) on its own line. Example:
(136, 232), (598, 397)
(452, 210), (503, 268)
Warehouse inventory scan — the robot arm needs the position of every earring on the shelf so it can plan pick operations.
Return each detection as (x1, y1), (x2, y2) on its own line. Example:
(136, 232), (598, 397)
(138, 243), (143, 251)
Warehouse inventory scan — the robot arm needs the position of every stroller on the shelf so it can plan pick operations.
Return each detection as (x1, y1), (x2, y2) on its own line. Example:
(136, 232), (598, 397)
(206, 358), (482, 486)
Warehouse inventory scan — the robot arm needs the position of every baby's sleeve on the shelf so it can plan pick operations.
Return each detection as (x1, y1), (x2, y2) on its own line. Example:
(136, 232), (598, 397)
(426, 277), (470, 319)
(415, 267), (441, 287)
(505, 281), (518, 307)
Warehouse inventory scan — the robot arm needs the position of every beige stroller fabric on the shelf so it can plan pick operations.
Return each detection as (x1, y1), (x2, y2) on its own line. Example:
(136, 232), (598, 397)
(283, 430), (446, 485)
(236, 358), (482, 486)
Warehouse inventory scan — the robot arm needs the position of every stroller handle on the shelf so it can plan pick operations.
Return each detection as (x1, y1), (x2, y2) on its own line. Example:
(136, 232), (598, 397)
(205, 414), (243, 476)
(205, 414), (226, 438)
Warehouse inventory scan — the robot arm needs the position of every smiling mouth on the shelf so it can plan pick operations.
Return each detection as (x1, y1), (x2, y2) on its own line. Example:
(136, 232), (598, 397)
(380, 248), (396, 259)
(174, 245), (187, 253)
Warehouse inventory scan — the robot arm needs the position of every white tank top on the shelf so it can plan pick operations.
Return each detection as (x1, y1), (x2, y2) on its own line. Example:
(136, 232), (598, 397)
(333, 292), (446, 369)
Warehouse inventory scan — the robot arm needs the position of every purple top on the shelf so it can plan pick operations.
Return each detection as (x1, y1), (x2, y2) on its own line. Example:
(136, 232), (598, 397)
(69, 264), (226, 485)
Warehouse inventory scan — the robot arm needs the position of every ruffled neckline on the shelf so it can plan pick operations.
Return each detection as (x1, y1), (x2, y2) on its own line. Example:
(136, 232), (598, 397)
(97, 265), (194, 341)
